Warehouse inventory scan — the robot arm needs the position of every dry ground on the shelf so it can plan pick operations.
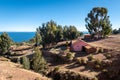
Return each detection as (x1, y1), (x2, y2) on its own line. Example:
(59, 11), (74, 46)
(0, 57), (50, 80)
(49, 34), (120, 78)
(88, 34), (120, 50)
(1, 34), (119, 80)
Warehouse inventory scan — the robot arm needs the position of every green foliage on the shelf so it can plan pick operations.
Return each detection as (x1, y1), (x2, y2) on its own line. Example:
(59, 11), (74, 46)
(35, 32), (42, 46)
(112, 28), (120, 34)
(105, 53), (112, 59)
(32, 47), (48, 75)
(99, 48), (104, 53)
(53, 54), (66, 64)
(75, 58), (82, 64)
(36, 20), (81, 48)
(94, 59), (101, 65)
(21, 56), (30, 69)
(54, 66), (60, 72)
(63, 25), (80, 40)
(37, 20), (57, 48)
(94, 59), (101, 69)
(48, 69), (93, 80)
(87, 54), (94, 61)
(66, 52), (75, 61)
(0, 32), (13, 54)
(29, 37), (35, 43)
(85, 7), (112, 38)
(75, 58), (87, 65)
(81, 58), (87, 65)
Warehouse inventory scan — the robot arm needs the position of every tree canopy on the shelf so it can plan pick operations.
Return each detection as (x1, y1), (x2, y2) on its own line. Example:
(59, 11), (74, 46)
(36, 20), (81, 48)
(35, 32), (42, 46)
(112, 28), (120, 34)
(85, 7), (112, 38)
(0, 32), (13, 54)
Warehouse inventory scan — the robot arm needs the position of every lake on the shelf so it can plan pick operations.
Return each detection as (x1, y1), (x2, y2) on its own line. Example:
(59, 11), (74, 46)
(0, 31), (89, 42)
(0, 32), (35, 42)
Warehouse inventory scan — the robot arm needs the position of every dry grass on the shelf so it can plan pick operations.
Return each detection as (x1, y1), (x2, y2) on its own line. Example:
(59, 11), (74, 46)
(0, 59), (50, 80)
(88, 34), (120, 50)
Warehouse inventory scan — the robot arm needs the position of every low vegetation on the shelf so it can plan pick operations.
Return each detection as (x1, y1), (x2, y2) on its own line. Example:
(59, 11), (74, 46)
(112, 28), (120, 34)
(32, 47), (48, 75)
(21, 56), (30, 70)
(0, 32), (13, 55)
(48, 69), (98, 80)
(65, 52), (75, 61)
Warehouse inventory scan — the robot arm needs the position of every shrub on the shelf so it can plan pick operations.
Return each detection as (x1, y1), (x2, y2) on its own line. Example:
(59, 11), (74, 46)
(75, 58), (87, 65)
(105, 54), (112, 59)
(32, 47), (48, 75)
(21, 56), (30, 70)
(87, 54), (94, 61)
(99, 48), (104, 53)
(94, 59), (101, 65)
(81, 58), (87, 65)
(54, 66), (60, 72)
(54, 55), (66, 63)
(66, 52), (75, 61)
(0, 32), (12, 55)
(94, 59), (102, 69)
(75, 58), (82, 65)
(49, 69), (93, 80)
(13, 52), (19, 56)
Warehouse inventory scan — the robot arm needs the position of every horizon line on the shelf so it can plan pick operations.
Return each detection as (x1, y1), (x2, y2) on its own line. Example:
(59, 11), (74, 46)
(0, 31), (36, 32)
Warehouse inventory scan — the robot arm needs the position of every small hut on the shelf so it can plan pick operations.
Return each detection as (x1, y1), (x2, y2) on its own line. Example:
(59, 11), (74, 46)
(70, 39), (89, 52)
(70, 39), (96, 53)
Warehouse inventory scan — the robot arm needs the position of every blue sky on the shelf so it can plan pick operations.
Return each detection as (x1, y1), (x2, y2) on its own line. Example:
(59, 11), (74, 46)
(0, 0), (120, 32)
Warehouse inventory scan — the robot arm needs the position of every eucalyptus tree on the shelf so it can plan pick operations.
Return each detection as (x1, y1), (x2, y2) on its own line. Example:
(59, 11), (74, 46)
(85, 7), (112, 38)
(101, 16), (112, 37)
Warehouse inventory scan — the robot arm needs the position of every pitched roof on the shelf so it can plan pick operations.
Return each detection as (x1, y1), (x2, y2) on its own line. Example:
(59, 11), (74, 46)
(72, 39), (89, 46)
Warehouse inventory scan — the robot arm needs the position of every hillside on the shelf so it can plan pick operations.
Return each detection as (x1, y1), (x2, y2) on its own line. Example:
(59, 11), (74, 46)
(0, 57), (50, 80)
(0, 34), (120, 80)
(45, 34), (120, 80)
(88, 34), (120, 50)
